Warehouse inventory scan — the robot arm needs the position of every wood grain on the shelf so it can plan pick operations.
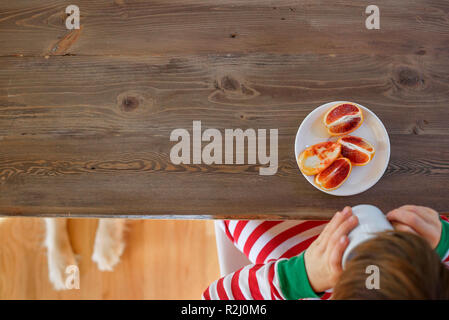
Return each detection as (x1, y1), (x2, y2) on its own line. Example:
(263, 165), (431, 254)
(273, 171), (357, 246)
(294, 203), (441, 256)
(0, 1), (448, 218)
(0, 0), (448, 57)
(0, 218), (219, 299)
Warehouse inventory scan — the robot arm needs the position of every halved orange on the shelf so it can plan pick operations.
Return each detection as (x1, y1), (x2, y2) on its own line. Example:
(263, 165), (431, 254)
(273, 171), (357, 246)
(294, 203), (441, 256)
(297, 141), (341, 176)
(338, 136), (375, 166)
(315, 157), (352, 191)
(323, 103), (364, 136)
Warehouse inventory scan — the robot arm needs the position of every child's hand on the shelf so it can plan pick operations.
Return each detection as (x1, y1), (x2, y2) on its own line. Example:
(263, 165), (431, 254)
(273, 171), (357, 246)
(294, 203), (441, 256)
(304, 207), (358, 293)
(387, 205), (442, 249)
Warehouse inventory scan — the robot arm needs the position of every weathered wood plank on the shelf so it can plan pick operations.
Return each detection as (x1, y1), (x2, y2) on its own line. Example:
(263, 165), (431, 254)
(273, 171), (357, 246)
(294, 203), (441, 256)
(0, 52), (448, 218)
(0, 134), (448, 218)
(0, 0), (448, 56)
(1, 0), (448, 218)
(0, 54), (448, 135)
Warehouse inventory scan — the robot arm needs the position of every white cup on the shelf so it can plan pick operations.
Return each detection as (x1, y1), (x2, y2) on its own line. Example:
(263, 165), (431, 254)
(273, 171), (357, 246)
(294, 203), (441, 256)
(342, 204), (393, 268)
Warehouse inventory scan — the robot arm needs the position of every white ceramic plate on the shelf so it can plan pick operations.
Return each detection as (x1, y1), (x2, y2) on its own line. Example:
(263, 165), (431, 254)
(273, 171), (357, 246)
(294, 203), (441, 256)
(294, 101), (390, 196)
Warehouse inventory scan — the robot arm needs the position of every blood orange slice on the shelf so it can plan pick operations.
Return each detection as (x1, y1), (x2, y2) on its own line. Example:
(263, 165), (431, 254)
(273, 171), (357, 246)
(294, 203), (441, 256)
(338, 136), (375, 166)
(315, 157), (352, 191)
(298, 141), (341, 176)
(323, 103), (364, 136)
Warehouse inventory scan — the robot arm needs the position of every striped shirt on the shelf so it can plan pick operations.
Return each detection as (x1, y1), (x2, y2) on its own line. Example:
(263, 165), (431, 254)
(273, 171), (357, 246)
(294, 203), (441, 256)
(203, 216), (449, 300)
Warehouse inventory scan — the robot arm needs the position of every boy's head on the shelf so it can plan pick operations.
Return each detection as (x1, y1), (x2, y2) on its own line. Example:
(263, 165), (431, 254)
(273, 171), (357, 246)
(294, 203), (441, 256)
(333, 231), (449, 299)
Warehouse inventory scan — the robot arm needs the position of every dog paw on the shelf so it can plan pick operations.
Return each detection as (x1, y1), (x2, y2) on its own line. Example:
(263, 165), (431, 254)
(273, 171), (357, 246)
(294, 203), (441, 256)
(92, 233), (125, 271)
(46, 247), (77, 290)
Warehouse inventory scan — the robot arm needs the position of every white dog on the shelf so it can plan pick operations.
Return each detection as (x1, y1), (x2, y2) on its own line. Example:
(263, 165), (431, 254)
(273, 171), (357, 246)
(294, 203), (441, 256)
(44, 218), (126, 290)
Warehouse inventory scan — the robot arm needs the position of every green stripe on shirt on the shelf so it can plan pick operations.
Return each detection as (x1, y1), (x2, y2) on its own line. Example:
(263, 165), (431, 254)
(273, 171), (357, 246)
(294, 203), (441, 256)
(436, 217), (449, 259)
(276, 252), (321, 300)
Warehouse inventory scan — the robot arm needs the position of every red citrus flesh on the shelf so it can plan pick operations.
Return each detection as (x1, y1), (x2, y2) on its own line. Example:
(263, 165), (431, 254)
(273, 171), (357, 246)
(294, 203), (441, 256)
(323, 103), (363, 136)
(315, 157), (352, 191)
(338, 136), (375, 166)
(298, 141), (341, 176)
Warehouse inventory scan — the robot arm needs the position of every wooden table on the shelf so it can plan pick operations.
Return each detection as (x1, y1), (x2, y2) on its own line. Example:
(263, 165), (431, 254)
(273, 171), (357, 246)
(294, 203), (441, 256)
(1, 1), (448, 219)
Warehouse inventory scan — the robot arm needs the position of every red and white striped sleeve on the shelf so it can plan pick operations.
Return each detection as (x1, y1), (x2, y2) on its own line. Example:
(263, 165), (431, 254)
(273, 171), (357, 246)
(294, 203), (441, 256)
(202, 259), (285, 300)
(202, 252), (332, 300)
(203, 220), (330, 300)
